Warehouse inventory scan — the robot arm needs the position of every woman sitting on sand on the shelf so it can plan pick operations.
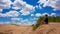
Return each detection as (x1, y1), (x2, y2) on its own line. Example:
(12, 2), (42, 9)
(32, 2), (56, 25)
(41, 14), (48, 24)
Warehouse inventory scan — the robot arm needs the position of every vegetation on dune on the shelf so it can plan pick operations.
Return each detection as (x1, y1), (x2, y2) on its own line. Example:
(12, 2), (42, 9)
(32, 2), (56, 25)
(48, 16), (60, 22)
(33, 16), (45, 30)
(33, 16), (60, 30)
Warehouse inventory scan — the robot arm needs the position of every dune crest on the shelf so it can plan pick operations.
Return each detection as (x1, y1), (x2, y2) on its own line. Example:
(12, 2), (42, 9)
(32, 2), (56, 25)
(0, 22), (60, 34)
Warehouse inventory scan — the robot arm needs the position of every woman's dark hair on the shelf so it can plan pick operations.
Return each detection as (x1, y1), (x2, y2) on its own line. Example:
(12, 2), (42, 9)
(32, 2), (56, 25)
(45, 14), (48, 17)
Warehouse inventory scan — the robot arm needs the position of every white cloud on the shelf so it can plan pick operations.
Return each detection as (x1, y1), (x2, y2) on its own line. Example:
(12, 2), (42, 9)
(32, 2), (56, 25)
(11, 18), (24, 24)
(33, 18), (38, 21)
(0, 13), (7, 17)
(35, 13), (49, 17)
(35, 5), (42, 9)
(35, 5), (39, 8)
(0, 9), (3, 12)
(0, 0), (11, 9)
(20, 19), (35, 25)
(11, 18), (23, 22)
(6, 10), (19, 17)
(31, 14), (34, 16)
(39, 5), (42, 9)
(0, 0), (12, 12)
(11, 18), (36, 25)
(13, 0), (35, 15)
(11, 18), (20, 21)
(53, 9), (57, 11)
(0, 10), (19, 17)
(20, 9), (30, 15)
(0, 21), (15, 24)
(11, 18), (29, 23)
(35, 13), (41, 17)
(0, 17), (36, 25)
(42, 13), (49, 16)
(13, 0), (26, 9)
(50, 13), (56, 16)
(38, 0), (47, 5)
(21, 19), (28, 23)
(38, 0), (60, 10)
(12, 7), (20, 10)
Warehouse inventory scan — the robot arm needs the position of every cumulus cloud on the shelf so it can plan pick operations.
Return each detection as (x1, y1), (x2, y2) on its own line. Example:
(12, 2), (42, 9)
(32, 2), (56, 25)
(33, 18), (38, 21)
(13, 0), (35, 15)
(6, 10), (19, 17)
(12, 7), (20, 10)
(35, 5), (42, 9)
(35, 13), (41, 17)
(0, 10), (19, 17)
(11, 18), (23, 24)
(35, 13), (56, 17)
(0, 9), (3, 12)
(0, 13), (7, 17)
(38, 0), (60, 10)
(31, 14), (34, 16)
(11, 18), (35, 25)
(50, 13), (56, 16)
(0, 0), (12, 12)
(42, 13), (49, 16)
(20, 19), (35, 25)
(53, 9), (57, 11)
(35, 13), (50, 17)
(11, 18), (20, 21)
(20, 9), (30, 15)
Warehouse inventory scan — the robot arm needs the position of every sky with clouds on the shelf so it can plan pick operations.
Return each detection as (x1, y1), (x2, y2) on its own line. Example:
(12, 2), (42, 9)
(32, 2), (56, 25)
(0, 0), (60, 25)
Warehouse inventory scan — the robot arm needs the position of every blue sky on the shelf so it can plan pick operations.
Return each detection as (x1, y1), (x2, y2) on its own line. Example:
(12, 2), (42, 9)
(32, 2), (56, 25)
(0, 0), (60, 25)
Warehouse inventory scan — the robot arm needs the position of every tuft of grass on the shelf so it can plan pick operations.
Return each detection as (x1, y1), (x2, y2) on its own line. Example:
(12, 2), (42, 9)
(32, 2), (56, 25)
(33, 16), (60, 30)
(33, 16), (44, 30)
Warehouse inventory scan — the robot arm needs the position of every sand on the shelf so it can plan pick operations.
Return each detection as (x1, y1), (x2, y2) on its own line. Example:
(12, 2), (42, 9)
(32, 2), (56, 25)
(0, 22), (60, 34)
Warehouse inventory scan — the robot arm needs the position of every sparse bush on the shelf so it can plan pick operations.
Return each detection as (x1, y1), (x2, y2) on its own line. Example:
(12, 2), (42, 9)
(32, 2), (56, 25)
(48, 16), (60, 22)
(33, 16), (44, 30)
(33, 16), (60, 30)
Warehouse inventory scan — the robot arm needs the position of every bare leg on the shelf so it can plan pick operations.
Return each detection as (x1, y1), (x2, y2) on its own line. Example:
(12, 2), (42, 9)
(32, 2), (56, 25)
(41, 20), (47, 25)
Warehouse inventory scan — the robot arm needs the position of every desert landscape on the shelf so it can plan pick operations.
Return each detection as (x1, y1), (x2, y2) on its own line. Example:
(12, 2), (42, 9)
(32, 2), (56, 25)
(0, 22), (60, 34)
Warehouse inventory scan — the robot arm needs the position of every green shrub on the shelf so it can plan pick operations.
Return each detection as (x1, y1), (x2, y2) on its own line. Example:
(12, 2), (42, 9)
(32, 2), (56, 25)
(48, 16), (60, 22)
(33, 16), (44, 30)
(33, 16), (60, 30)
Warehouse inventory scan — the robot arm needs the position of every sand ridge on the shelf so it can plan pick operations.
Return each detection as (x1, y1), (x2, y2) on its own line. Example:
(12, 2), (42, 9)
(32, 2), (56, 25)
(0, 22), (60, 34)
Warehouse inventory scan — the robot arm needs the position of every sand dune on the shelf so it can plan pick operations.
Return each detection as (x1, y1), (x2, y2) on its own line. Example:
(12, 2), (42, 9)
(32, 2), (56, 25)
(0, 22), (60, 34)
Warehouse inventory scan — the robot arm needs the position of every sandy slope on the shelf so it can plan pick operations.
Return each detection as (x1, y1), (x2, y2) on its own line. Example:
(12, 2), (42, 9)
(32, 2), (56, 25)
(0, 22), (60, 34)
(0, 24), (33, 34)
(34, 22), (60, 34)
